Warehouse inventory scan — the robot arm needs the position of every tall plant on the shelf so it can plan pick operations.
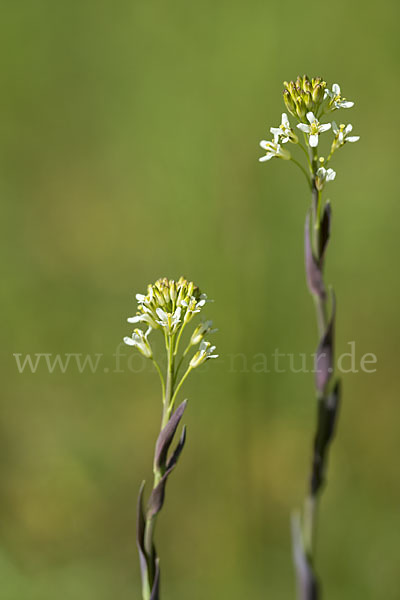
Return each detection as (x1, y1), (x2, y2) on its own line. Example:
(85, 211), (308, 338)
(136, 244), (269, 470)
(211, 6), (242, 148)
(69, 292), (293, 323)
(259, 76), (359, 598)
(124, 276), (217, 600)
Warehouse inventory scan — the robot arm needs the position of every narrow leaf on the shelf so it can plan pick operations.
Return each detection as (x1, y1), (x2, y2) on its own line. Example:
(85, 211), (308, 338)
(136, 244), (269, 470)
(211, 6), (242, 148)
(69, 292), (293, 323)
(305, 212), (326, 299)
(310, 380), (341, 495)
(150, 558), (160, 600)
(166, 425), (186, 470)
(155, 400), (187, 470)
(136, 482), (150, 595)
(315, 292), (336, 393)
(319, 202), (331, 262)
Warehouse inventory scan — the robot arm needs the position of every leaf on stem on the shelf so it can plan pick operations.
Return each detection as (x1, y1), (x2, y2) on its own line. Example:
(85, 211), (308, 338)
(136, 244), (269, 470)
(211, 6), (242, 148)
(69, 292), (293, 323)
(166, 425), (186, 470)
(137, 482), (150, 590)
(315, 292), (336, 393)
(150, 558), (160, 600)
(291, 513), (319, 600)
(305, 212), (326, 299)
(155, 400), (187, 471)
(310, 380), (341, 496)
(319, 202), (331, 262)
(148, 419), (187, 519)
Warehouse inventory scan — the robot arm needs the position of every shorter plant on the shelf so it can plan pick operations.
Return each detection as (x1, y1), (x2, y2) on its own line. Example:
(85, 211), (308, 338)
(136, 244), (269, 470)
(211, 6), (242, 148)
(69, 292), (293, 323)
(124, 276), (217, 600)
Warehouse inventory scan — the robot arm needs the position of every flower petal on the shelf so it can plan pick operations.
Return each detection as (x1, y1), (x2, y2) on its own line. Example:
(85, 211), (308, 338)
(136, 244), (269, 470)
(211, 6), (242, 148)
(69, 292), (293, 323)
(297, 123), (310, 133)
(306, 112), (316, 124)
(127, 315), (142, 323)
(282, 113), (290, 128)
(259, 154), (272, 162)
(332, 83), (340, 95)
(346, 136), (360, 142)
(319, 123), (332, 133)
(124, 336), (135, 346)
(309, 134), (319, 147)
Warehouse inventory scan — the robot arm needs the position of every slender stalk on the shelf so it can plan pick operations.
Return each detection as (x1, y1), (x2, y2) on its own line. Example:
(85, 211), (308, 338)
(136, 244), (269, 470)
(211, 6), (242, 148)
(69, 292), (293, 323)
(152, 358), (166, 402)
(142, 336), (175, 593)
(169, 365), (192, 414)
(131, 277), (218, 600)
(303, 182), (328, 563)
(291, 157), (312, 189)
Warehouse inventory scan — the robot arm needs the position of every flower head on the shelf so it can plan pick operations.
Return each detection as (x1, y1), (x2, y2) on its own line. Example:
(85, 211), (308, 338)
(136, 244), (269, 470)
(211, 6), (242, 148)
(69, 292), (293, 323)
(124, 327), (153, 358)
(189, 340), (219, 369)
(190, 320), (217, 346)
(270, 113), (298, 144)
(259, 139), (291, 162)
(315, 167), (336, 191)
(332, 122), (360, 145)
(283, 75), (327, 119)
(156, 306), (182, 334)
(297, 112), (331, 147)
(127, 277), (209, 336)
(325, 83), (354, 110)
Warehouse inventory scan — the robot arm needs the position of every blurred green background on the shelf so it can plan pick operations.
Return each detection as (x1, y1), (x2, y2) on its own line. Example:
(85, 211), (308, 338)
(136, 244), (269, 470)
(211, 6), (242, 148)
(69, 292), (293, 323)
(2, 0), (400, 598)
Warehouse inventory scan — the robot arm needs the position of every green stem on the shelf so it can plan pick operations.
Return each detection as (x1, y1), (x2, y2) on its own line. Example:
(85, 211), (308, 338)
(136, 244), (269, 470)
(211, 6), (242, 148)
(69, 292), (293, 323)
(311, 183), (328, 333)
(290, 157), (312, 189)
(152, 358), (165, 401)
(297, 141), (313, 172)
(142, 333), (175, 597)
(174, 342), (192, 381)
(169, 365), (192, 416)
(302, 182), (329, 567)
(173, 321), (187, 356)
(303, 495), (317, 558)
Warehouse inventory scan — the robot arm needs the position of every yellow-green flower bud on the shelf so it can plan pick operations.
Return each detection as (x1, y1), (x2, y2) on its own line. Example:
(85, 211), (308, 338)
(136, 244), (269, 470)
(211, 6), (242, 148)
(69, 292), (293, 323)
(312, 84), (324, 105)
(304, 91), (313, 109)
(190, 320), (215, 346)
(283, 90), (296, 117)
(295, 99), (306, 119)
(169, 280), (177, 303)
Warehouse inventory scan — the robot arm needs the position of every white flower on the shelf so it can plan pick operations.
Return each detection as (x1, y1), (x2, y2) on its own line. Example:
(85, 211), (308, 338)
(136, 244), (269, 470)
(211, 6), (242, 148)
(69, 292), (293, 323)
(190, 320), (217, 346)
(332, 121), (360, 145)
(180, 294), (209, 324)
(127, 311), (158, 329)
(259, 140), (291, 162)
(124, 327), (153, 358)
(297, 112), (331, 147)
(325, 83), (354, 109)
(270, 113), (297, 144)
(316, 167), (336, 188)
(189, 340), (218, 369)
(155, 306), (182, 333)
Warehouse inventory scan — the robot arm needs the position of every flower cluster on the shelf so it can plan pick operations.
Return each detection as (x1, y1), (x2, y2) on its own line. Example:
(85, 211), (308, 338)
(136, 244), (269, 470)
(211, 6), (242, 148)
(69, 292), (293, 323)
(124, 277), (218, 369)
(127, 277), (206, 333)
(259, 75), (359, 191)
(283, 75), (327, 120)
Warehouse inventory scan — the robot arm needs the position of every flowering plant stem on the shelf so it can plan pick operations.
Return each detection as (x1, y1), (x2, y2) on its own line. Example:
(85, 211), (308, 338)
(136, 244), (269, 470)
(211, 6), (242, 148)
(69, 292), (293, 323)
(258, 76), (359, 598)
(292, 173), (341, 600)
(143, 354), (172, 596)
(141, 337), (179, 600)
(125, 277), (218, 600)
